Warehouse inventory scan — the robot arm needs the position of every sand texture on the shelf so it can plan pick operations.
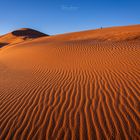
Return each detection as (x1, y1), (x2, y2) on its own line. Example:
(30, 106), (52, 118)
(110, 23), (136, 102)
(0, 25), (140, 140)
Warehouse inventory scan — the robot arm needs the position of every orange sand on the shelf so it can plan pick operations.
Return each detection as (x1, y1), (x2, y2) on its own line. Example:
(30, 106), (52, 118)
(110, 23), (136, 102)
(0, 25), (140, 140)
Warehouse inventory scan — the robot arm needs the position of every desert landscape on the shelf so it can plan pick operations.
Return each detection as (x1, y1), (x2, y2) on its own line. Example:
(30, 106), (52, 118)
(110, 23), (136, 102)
(0, 25), (140, 140)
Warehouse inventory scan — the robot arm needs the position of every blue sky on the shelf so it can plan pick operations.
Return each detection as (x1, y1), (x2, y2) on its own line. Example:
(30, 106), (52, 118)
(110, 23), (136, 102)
(0, 0), (140, 35)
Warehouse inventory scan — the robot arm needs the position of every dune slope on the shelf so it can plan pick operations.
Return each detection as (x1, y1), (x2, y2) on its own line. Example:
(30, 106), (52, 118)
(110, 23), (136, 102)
(0, 25), (140, 140)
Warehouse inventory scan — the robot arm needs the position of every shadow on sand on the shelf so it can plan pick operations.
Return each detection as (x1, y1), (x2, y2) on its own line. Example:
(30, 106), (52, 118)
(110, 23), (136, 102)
(12, 29), (47, 39)
(0, 43), (9, 48)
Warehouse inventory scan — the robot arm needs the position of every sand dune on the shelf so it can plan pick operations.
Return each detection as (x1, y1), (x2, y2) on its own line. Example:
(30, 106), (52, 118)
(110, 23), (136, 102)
(0, 25), (140, 140)
(0, 28), (47, 48)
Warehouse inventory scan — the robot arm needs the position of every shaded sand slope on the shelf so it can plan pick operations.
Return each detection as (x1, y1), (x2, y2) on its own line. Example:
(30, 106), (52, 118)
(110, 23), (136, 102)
(0, 25), (140, 140)
(0, 28), (47, 48)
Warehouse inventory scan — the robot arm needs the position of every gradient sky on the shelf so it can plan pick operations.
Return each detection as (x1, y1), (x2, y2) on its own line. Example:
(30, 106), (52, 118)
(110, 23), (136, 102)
(0, 0), (140, 35)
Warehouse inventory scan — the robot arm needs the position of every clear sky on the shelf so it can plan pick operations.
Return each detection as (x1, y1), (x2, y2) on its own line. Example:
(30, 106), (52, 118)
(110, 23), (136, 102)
(0, 0), (140, 35)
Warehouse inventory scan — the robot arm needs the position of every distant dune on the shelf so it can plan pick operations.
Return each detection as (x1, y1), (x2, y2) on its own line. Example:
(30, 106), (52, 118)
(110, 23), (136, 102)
(0, 25), (140, 140)
(0, 28), (47, 48)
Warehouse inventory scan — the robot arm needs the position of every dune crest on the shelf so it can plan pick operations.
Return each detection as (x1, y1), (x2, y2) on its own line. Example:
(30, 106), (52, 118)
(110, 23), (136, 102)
(0, 25), (140, 140)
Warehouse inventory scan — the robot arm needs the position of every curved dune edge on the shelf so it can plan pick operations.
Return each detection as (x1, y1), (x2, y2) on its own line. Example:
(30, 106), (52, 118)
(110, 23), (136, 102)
(0, 25), (140, 140)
